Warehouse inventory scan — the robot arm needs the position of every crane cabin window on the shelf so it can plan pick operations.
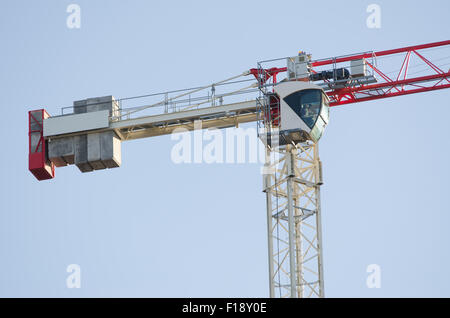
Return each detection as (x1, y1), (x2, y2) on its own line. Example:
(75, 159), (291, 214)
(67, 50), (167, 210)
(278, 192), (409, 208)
(283, 89), (322, 129)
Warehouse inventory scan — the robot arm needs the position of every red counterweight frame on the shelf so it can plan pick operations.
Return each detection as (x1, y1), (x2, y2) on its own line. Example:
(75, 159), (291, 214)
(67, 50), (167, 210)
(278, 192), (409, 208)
(28, 109), (55, 180)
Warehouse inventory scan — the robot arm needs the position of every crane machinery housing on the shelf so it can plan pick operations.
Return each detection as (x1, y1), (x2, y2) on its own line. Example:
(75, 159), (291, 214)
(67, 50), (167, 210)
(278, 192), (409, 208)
(28, 40), (450, 298)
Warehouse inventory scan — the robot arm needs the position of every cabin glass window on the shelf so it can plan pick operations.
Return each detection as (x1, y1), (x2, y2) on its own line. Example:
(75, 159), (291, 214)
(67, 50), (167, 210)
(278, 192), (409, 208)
(283, 89), (322, 129)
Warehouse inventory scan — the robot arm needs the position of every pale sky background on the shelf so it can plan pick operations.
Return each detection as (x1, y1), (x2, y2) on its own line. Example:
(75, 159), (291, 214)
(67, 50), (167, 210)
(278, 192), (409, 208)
(0, 0), (449, 297)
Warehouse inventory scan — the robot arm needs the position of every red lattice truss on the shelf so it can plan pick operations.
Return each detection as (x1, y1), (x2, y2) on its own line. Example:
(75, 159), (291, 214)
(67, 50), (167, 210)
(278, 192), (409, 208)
(251, 40), (450, 107)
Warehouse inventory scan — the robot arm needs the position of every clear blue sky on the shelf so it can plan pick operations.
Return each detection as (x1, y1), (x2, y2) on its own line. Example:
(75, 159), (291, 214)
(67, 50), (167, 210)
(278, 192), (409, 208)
(0, 0), (449, 297)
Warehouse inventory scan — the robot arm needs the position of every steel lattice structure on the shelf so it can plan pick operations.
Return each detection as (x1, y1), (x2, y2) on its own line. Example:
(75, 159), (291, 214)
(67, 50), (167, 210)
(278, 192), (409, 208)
(264, 142), (324, 298)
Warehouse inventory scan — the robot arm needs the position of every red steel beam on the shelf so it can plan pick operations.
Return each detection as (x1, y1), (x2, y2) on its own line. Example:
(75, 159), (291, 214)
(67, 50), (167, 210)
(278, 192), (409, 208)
(311, 40), (450, 67)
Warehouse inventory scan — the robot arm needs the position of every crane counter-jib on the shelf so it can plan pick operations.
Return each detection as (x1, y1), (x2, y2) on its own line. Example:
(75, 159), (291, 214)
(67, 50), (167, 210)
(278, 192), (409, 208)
(43, 99), (259, 140)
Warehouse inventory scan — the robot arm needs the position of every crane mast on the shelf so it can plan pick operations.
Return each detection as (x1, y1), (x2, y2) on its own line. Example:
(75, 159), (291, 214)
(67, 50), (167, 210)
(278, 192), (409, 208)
(28, 40), (450, 298)
(262, 143), (324, 297)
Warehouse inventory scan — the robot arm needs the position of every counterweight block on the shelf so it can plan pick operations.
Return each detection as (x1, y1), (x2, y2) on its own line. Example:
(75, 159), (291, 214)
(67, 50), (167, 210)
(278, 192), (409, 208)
(47, 96), (122, 174)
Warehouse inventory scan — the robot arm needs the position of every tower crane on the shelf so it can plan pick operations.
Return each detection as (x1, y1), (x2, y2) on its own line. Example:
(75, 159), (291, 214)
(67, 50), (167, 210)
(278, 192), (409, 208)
(28, 40), (450, 298)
